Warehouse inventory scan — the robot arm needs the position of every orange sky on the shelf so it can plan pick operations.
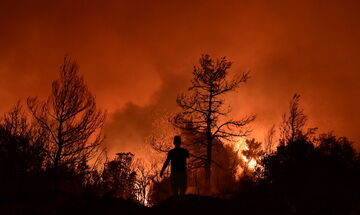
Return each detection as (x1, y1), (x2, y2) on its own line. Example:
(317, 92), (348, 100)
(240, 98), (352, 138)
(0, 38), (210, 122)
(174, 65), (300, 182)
(1, 0), (359, 157)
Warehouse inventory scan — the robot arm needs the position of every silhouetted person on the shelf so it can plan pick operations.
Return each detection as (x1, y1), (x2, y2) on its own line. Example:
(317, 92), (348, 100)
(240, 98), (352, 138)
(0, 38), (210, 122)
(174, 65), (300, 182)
(160, 136), (189, 199)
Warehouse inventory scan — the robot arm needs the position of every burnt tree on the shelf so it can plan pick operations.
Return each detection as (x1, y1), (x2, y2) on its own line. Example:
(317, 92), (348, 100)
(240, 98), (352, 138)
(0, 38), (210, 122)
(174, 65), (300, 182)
(280, 93), (316, 145)
(27, 57), (106, 171)
(174, 54), (255, 187)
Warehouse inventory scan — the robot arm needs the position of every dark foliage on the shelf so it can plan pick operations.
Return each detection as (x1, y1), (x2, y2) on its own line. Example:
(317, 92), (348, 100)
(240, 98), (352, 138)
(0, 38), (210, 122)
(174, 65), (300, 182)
(259, 133), (360, 214)
(0, 103), (47, 197)
(256, 94), (360, 214)
(98, 152), (137, 200)
(27, 57), (105, 171)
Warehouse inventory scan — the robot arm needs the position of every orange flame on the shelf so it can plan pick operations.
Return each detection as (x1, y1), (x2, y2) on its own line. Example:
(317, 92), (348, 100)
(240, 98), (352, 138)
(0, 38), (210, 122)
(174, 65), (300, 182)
(228, 138), (257, 179)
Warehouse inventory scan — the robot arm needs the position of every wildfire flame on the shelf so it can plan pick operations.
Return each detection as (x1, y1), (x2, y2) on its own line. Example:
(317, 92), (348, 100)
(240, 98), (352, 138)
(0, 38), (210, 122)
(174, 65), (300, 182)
(242, 156), (257, 170)
(229, 138), (258, 178)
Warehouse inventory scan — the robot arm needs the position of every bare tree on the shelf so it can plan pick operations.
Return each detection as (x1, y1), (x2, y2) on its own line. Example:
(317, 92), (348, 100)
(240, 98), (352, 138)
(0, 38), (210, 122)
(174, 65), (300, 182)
(264, 124), (276, 155)
(27, 57), (106, 171)
(134, 159), (160, 205)
(280, 93), (316, 145)
(2, 102), (30, 138)
(174, 54), (255, 187)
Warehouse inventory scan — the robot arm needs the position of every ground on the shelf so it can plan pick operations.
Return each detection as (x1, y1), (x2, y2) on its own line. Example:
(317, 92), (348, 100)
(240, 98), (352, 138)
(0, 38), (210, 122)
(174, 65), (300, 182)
(1, 192), (359, 215)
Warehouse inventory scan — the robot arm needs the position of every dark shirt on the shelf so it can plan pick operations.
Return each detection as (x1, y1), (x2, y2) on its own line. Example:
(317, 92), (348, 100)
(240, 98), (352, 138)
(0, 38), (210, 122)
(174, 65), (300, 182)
(167, 147), (189, 172)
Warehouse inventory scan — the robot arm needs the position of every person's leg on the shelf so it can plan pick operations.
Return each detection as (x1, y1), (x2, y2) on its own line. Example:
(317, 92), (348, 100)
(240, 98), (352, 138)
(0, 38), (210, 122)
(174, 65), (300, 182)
(179, 172), (187, 198)
(170, 173), (178, 199)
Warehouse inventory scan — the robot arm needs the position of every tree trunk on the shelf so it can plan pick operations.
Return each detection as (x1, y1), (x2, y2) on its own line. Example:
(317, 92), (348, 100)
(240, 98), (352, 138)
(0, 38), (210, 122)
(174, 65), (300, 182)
(54, 121), (63, 171)
(54, 146), (61, 170)
(205, 130), (212, 189)
(205, 89), (213, 189)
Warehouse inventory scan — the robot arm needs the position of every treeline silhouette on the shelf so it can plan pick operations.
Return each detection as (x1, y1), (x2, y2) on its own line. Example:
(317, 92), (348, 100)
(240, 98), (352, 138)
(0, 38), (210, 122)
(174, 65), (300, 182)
(254, 94), (360, 214)
(0, 56), (359, 215)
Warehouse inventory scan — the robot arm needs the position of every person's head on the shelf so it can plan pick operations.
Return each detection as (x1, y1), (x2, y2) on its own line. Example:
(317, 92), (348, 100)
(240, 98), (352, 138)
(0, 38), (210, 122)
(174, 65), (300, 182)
(174, 136), (182, 148)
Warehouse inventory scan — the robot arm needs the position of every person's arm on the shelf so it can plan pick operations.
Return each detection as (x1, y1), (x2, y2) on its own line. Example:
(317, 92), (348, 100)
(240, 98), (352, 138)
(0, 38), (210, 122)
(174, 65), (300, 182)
(160, 154), (171, 177)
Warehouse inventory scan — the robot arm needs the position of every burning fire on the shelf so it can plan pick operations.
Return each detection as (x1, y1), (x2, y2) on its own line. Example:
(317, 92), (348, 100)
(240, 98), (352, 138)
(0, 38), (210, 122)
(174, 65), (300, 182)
(229, 138), (258, 178)
(242, 156), (257, 170)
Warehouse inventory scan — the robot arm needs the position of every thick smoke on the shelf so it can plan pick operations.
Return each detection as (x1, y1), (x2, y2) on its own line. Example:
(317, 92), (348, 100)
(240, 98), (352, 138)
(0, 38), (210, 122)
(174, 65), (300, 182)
(104, 69), (189, 158)
(0, 0), (359, 156)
